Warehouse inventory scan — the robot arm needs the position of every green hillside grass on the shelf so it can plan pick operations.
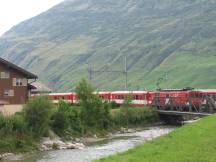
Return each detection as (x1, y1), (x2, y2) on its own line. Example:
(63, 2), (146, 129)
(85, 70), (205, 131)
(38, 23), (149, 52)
(95, 114), (216, 162)
(0, 0), (216, 91)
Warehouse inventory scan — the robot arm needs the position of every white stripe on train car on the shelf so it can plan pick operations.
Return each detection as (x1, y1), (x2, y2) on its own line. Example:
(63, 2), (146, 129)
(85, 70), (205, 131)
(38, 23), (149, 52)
(53, 100), (59, 104)
(73, 100), (78, 104)
(132, 100), (148, 105)
(53, 100), (72, 104)
(112, 99), (124, 104)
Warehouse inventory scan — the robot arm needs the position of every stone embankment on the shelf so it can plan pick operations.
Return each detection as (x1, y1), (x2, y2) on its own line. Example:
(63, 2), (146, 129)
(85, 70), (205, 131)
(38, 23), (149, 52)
(0, 138), (85, 161)
(40, 137), (85, 151)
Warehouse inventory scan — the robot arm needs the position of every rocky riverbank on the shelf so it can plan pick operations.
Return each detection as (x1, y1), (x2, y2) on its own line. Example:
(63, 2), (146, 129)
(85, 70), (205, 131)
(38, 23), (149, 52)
(0, 126), (164, 161)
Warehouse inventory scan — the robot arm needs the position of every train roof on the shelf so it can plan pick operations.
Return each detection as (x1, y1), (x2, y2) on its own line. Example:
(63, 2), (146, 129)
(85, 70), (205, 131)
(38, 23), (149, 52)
(111, 91), (148, 94)
(193, 89), (216, 93)
(158, 88), (194, 92)
(49, 93), (75, 96)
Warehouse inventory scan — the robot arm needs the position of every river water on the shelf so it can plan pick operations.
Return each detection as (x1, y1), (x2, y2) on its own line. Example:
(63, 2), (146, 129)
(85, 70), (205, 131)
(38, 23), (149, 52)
(9, 126), (175, 162)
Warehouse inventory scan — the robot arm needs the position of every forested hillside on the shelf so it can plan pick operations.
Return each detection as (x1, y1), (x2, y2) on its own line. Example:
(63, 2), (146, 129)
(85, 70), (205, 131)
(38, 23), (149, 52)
(0, 0), (216, 91)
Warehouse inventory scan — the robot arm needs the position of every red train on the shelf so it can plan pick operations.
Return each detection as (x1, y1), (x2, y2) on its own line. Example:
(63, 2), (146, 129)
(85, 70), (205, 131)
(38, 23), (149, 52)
(48, 88), (216, 113)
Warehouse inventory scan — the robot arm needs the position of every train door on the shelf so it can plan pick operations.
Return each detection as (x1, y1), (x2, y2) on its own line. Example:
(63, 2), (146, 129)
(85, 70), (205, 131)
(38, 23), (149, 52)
(154, 92), (160, 108)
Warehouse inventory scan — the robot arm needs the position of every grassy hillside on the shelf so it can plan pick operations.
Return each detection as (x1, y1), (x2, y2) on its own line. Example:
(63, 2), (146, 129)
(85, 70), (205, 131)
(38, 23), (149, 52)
(96, 114), (216, 162)
(0, 0), (216, 91)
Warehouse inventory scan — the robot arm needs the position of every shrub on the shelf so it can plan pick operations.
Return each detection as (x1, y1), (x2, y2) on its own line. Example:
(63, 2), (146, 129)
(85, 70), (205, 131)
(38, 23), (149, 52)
(110, 101), (119, 109)
(51, 110), (69, 136)
(51, 100), (82, 137)
(23, 96), (54, 137)
(112, 107), (158, 127)
(0, 114), (26, 136)
(75, 79), (112, 131)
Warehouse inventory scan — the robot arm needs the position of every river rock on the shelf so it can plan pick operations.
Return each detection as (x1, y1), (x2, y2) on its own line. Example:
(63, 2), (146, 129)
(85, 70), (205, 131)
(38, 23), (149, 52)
(65, 143), (77, 149)
(127, 129), (135, 133)
(120, 127), (127, 133)
(64, 142), (85, 149)
(40, 144), (51, 151)
(40, 137), (85, 151)
(0, 153), (19, 161)
(74, 143), (85, 149)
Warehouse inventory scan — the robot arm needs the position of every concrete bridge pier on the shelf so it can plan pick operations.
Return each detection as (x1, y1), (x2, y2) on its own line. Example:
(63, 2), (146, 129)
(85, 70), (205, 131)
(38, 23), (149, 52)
(159, 114), (184, 125)
(159, 114), (202, 125)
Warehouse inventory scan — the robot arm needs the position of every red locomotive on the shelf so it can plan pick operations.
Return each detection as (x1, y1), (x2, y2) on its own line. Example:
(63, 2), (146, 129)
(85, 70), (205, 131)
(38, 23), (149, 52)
(47, 88), (216, 113)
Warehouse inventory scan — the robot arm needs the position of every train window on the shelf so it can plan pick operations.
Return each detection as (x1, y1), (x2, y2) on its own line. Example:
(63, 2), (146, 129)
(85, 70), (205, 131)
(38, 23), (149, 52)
(118, 95), (123, 99)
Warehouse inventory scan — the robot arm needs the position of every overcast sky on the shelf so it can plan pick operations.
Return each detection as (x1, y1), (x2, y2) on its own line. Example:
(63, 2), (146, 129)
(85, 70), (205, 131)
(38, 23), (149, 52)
(0, 0), (64, 36)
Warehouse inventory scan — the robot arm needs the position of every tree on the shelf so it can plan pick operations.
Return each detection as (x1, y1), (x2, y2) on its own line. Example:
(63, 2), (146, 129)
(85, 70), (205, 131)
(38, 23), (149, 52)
(121, 94), (133, 127)
(23, 96), (54, 137)
(75, 79), (111, 131)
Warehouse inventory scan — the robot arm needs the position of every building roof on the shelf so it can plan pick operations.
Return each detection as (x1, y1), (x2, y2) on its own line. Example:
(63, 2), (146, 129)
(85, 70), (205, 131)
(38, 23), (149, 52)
(30, 82), (52, 93)
(0, 57), (37, 79)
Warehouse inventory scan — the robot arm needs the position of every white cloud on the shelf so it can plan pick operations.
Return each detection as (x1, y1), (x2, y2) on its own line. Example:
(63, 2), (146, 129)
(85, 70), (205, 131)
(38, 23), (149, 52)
(0, 0), (64, 36)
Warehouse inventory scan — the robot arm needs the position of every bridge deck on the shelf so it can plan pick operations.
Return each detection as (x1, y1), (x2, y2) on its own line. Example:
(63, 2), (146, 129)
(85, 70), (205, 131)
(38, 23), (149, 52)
(157, 110), (212, 117)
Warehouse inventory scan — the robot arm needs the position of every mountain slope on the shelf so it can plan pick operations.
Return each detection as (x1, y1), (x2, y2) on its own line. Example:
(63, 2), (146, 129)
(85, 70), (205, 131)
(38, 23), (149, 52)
(0, 0), (216, 91)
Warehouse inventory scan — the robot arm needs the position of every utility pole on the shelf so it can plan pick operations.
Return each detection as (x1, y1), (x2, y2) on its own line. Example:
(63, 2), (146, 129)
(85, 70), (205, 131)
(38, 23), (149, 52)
(165, 71), (168, 89)
(86, 55), (129, 89)
(124, 55), (128, 90)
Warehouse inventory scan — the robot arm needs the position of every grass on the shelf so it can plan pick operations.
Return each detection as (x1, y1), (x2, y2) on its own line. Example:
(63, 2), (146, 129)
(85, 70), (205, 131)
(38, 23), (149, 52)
(0, 135), (37, 153)
(95, 114), (216, 162)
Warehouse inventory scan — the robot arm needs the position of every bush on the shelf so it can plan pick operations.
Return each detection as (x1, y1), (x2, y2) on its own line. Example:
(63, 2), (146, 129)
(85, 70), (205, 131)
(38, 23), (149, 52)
(110, 101), (119, 109)
(51, 100), (82, 137)
(112, 95), (159, 127)
(0, 114), (26, 136)
(23, 96), (54, 137)
(112, 107), (158, 127)
(76, 79), (112, 132)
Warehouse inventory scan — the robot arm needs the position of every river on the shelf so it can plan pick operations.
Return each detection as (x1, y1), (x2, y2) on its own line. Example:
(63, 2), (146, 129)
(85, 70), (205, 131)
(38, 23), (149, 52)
(7, 126), (175, 162)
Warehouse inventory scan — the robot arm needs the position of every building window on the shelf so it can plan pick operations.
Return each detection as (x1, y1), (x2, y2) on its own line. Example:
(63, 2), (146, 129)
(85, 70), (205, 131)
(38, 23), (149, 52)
(4, 90), (14, 97)
(0, 71), (10, 79)
(13, 78), (27, 86)
(16, 79), (23, 86)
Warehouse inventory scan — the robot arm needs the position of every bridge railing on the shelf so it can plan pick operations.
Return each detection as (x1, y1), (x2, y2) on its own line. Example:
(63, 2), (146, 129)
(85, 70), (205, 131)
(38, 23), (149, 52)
(151, 96), (216, 114)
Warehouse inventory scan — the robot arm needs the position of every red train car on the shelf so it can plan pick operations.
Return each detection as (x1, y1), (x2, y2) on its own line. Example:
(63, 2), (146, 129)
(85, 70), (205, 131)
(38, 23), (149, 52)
(153, 89), (190, 110)
(111, 91), (148, 106)
(146, 91), (156, 105)
(94, 91), (111, 101)
(48, 93), (75, 104)
(189, 90), (216, 112)
(46, 88), (216, 113)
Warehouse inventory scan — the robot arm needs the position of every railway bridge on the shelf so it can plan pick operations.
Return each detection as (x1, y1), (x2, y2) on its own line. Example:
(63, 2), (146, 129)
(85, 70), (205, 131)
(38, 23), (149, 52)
(156, 109), (213, 125)
(152, 94), (216, 124)
(157, 110), (212, 125)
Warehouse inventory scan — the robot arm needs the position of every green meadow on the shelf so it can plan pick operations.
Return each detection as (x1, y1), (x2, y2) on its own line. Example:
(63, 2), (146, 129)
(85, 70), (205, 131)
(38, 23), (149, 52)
(96, 114), (216, 162)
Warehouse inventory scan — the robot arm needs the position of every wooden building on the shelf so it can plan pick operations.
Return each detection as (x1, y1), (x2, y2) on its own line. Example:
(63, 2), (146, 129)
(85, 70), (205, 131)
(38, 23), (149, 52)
(0, 58), (37, 115)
